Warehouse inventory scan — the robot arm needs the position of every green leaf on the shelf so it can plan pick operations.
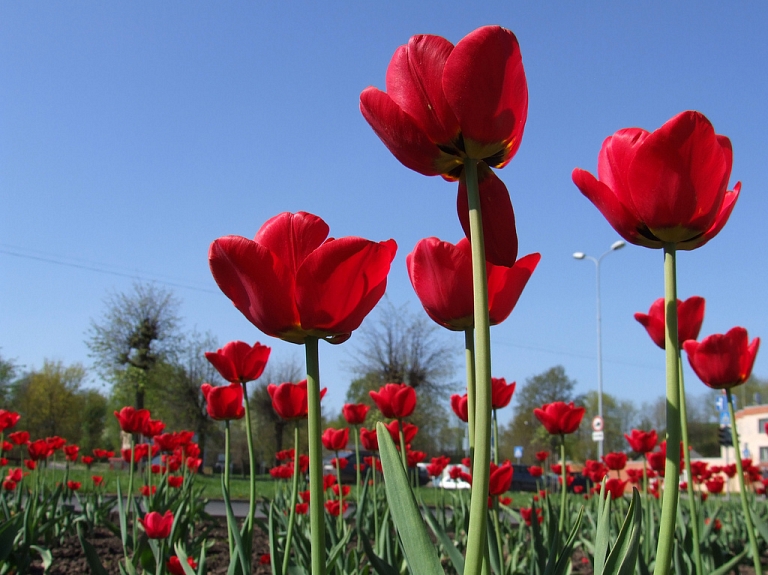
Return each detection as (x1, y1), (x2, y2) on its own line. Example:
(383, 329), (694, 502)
(710, 548), (748, 575)
(268, 502), (283, 575)
(116, 481), (128, 551)
(222, 476), (250, 575)
(545, 506), (583, 575)
(594, 490), (612, 575)
(358, 526), (400, 575)
(0, 517), (20, 562)
(76, 521), (109, 575)
(423, 504), (464, 575)
(750, 506), (768, 545)
(376, 422), (444, 575)
(487, 515), (501, 575)
(30, 544), (52, 572)
(602, 489), (642, 575)
(173, 542), (200, 575)
(326, 526), (354, 571)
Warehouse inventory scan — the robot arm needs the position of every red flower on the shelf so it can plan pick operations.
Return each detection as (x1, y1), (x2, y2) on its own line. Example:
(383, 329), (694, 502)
(684, 327), (760, 389)
(533, 402), (586, 435)
(205, 341), (271, 383)
(167, 556), (197, 575)
(6, 468), (22, 482)
(186, 457), (202, 473)
(722, 464), (737, 478)
(602, 479), (628, 500)
(330, 457), (347, 470)
(0, 410), (20, 432)
(296, 502), (309, 515)
(64, 445), (79, 462)
(114, 407), (151, 435)
(407, 237), (539, 330)
(426, 462), (444, 477)
(624, 429), (658, 454)
(24, 459), (35, 470)
(140, 485), (157, 497)
(384, 420), (418, 445)
(323, 474), (337, 490)
(142, 419), (166, 438)
(369, 383), (417, 419)
(361, 26), (528, 266)
(2, 441), (13, 452)
(491, 377), (516, 409)
(406, 450), (427, 468)
(276, 449), (295, 461)
(364, 456), (383, 473)
(259, 554), (271, 565)
(67, 480), (81, 491)
(322, 428), (349, 452)
(168, 476), (183, 488)
(634, 297), (705, 349)
(489, 461), (513, 496)
(267, 380), (327, 420)
(572, 111), (740, 250)
(602, 452), (628, 471)
(583, 460), (609, 483)
(28, 439), (53, 461)
(2, 479), (15, 491)
(705, 477), (725, 494)
(139, 510), (173, 539)
(270, 464), (294, 480)
(450, 394), (469, 422)
(201, 383), (245, 421)
(359, 428), (379, 451)
(535, 451), (549, 462)
(520, 507), (543, 526)
(92, 475), (104, 487)
(324, 500), (349, 517)
(528, 465), (543, 478)
(209, 212), (397, 345)
(9, 431), (29, 445)
(332, 484), (351, 497)
(646, 451), (666, 474)
(47, 436), (66, 451)
(342, 403), (370, 426)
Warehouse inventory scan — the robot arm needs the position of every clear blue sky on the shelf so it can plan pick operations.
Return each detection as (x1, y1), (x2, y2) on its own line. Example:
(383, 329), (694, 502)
(2, 3), (767, 425)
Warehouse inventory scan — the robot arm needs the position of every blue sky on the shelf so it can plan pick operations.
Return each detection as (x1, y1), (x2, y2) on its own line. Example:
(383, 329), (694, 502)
(2, 3), (767, 425)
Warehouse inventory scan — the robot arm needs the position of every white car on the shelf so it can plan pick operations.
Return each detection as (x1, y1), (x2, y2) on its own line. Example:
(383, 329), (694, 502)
(432, 464), (471, 490)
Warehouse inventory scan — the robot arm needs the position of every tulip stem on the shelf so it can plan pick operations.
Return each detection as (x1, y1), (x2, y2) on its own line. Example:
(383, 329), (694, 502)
(727, 389), (762, 574)
(677, 359), (703, 575)
(492, 410), (499, 466)
(397, 419), (408, 470)
(653, 243), (681, 575)
(224, 420), (233, 556)
(463, 158), (492, 575)
(559, 436), (567, 534)
(241, 380), (257, 548)
(465, 327), (476, 451)
(282, 426), (301, 575)
(305, 336), (326, 575)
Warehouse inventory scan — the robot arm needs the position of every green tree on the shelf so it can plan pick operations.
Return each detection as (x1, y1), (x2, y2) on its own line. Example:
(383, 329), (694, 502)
(0, 352), (17, 406)
(80, 389), (109, 453)
(579, 390), (638, 459)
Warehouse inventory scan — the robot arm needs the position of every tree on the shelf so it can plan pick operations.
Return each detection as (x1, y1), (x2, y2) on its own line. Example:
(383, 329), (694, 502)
(11, 360), (86, 441)
(0, 352), (17, 406)
(80, 389), (109, 453)
(499, 366), (583, 463)
(87, 283), (182, 410)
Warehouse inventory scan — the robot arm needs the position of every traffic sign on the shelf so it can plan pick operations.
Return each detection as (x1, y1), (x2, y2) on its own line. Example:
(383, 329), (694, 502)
(514, 446), (523, 459)
(719, 411), (730, 426)
(715, 395), (727, 412)
(592, 416), (604, 432)
(592, 431), (604, 442)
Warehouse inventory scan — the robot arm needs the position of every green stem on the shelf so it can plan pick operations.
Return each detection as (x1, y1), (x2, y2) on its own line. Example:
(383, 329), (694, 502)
(224, 421), (233, 555)
(492, 410), (499, 466)
(354, 426), (362, 503)
(127, 438), (136, 553)
(728, 389), (762, 574)
(678, 359), (702, 575)
(492, 503), (504, 570)
(559, 436), (566, 534)
(397, 419), (408, 470)
(463, 159), (492, 575)
(465, 327), (476, 451)
(335, 450), (344, 531)
(372, 455), (379, 545)
(282, 426), (301, 575)
(653, 243), (681, 575)
(241, 380), (257, 540)
(305, 336), (326, 575)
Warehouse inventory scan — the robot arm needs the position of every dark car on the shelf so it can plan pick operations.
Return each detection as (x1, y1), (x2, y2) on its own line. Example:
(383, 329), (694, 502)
(324, 450), (430, 486)
(510, 464), (558, 492)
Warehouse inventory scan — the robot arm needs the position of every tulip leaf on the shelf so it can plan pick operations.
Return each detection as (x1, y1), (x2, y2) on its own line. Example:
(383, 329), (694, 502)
(173, 542), (201, 575)
(594, 480), (612, 575)
(710, 548), (748, 575)
(423, 503), (464, 575)
(700, 505), (721, 541)
(545, 506), (583, 575)
(359, 526), (400, 575)
(267, 503), (282, 575)
(602, 489), (642, 575)
(222, 476), (250, 575)
(76, 521), (110, 575)
(376, 422), (444, 575)
(749, 506), (768, 545)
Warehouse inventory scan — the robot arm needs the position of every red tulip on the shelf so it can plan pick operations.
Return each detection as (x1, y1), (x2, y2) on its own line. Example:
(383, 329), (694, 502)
(602, 479), (628, 500)
(9, 431), (29, 445)
(450, 394), (469, 422)
(602, 452), (627, 471)
(359, 428), (379, 451)
(406, 450), (427, 468)
(209, 211), (397, 345)
(47, 436), (66, 451)
(28, 439), (53, 461)
(139, 510), (173, 539)
(384, 420), (418, 445)
(321, 428), (349, 451)
(360, 26), (527, 266)
(407, 237), (539, 330)
(684, 327), (760, 389)
(341, 403), (369, 425)
(205, 341), (271, 383)
(528, 466), (543, 478)
(267, 380), (327, 420)
(168, 476), (183, 488)
(64, 445), (79, 462)
(66, 480), (81, 491)
(364, 456), (383, 473)
(201, 383), (245, 421)
(276, 449), (295, 461)
(535, 451), (549, 462)
(167, 556), (197, 575)
(634, 296), (705, 350)
(491, 377), (516, 409)
(369, 383), (417, 419)
(270, 464), (293, 480)
(325, 500), (349, 517)
(646, 451), (666, 474)
(489, 461), (513, 496)
(6, 469), (22, 483)
(114, 407), (151, 435)
(296, 502), (309, 515)
(533, 402), (586, 435)
(573, 111), (739, 250)
(0, 410), (20, 433)
(2, 479), (15, 491)
(624, 429), (658, 454)
(142, 418), (165, 438)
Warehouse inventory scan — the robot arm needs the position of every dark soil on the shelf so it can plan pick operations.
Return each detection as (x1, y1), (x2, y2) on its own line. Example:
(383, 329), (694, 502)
(31, 519), (272, 575)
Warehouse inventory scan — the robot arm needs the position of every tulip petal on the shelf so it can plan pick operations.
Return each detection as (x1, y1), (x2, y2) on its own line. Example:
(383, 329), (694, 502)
(386, 35), (460, 146)
(204, 352), (238, 383)
(457, 167), (518, 266)
(254, 212), (329, 277)
(361, 87), (457, 176)
(598, 128), (649, 216)
(679, 182), (740, 250)
(488, 252), (540, 325)
(296, 237), (397, 340)
(443, 26), (528, 165)
(209, 236), (300, 340)
(677, 296), (705, 344)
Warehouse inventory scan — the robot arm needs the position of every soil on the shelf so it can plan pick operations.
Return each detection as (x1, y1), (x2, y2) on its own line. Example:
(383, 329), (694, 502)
(30, 518), (272, 575)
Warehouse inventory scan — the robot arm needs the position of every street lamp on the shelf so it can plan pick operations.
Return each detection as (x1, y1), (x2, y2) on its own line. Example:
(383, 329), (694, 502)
(573, 240), (625, 459)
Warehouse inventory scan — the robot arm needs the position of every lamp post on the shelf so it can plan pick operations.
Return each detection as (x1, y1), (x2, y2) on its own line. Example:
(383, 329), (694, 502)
(573, 240), (625, 459)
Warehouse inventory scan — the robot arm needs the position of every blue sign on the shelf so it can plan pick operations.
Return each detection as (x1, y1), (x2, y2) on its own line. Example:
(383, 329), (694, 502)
(715, 396), (727, 412)
(513, 446), (523, 459)
(719, 411), (730, 426)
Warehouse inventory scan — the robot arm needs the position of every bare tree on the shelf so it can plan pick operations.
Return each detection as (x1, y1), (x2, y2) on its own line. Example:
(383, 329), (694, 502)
(87, 283), (182, 409)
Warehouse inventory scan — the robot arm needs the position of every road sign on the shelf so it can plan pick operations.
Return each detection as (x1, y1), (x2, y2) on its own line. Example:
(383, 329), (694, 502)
(592, 416), (604, 432)
(514, 446), (523, 459)
(715, 395), (727, 412)
(592, 431), (604, 442)
(719, 411), (730, 426)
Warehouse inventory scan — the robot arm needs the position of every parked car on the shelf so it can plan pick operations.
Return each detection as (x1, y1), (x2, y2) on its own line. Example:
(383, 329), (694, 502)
(510, 464), (558, 492)
(323, 450), (429, 486)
